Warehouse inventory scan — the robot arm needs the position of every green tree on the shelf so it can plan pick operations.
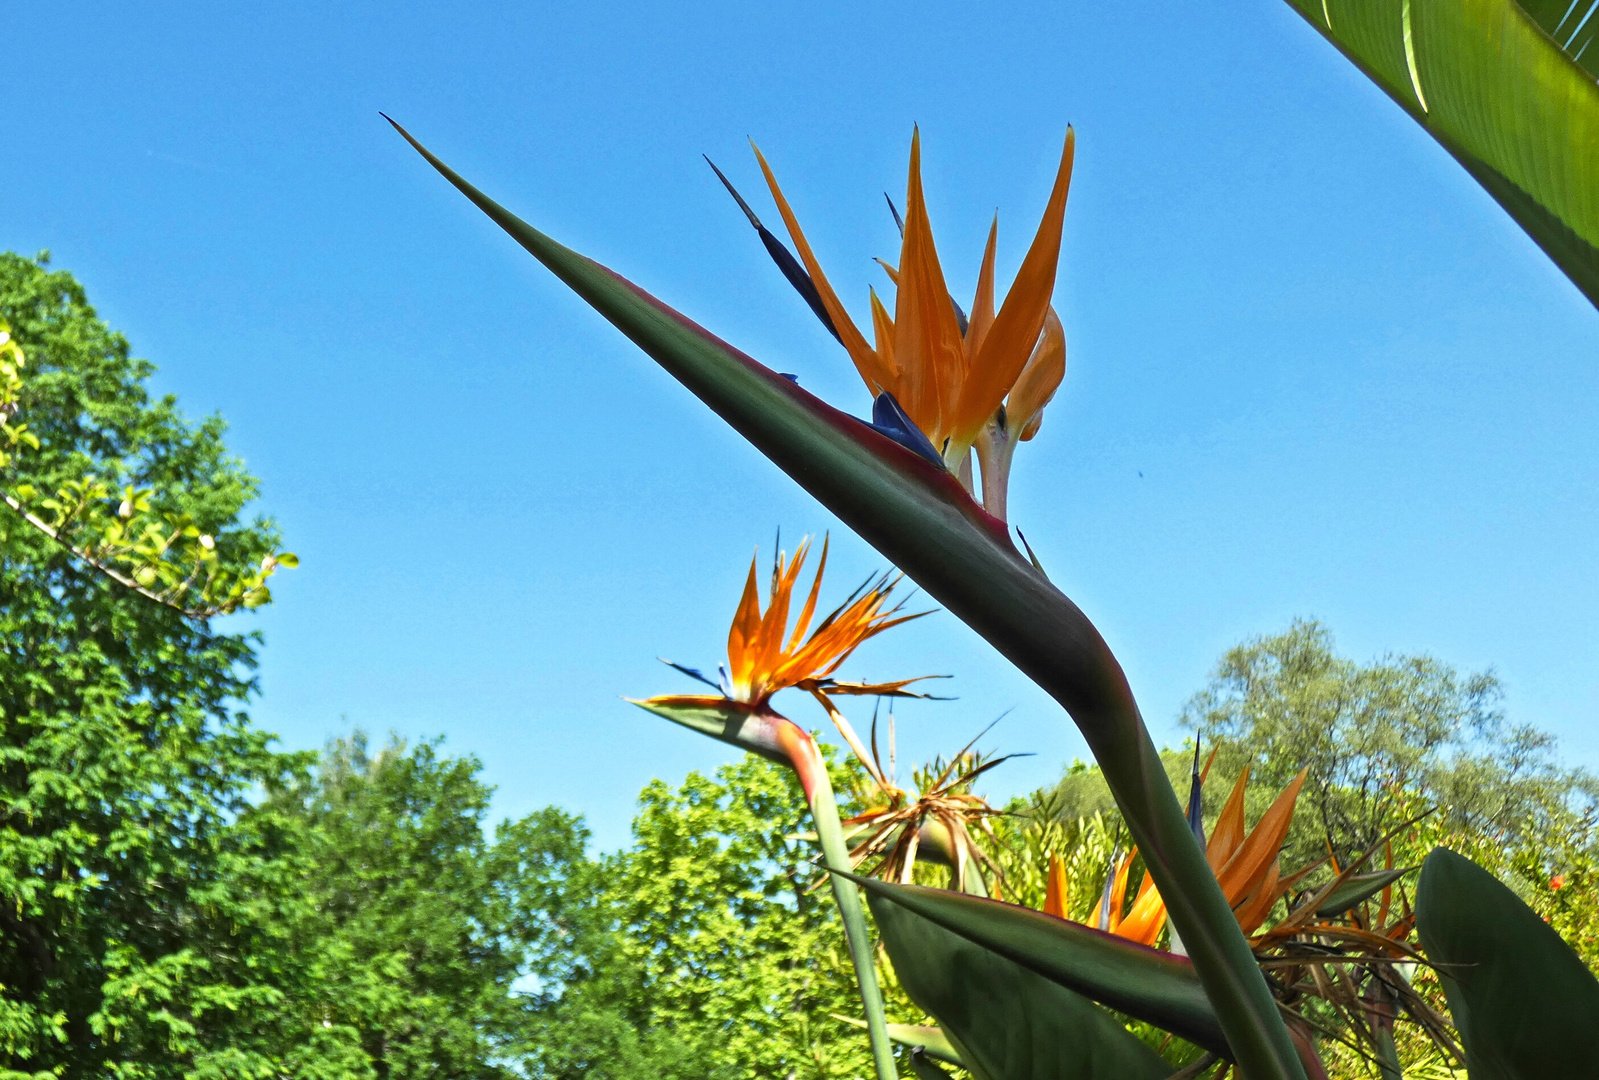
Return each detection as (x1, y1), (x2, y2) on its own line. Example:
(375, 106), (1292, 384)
(0, 251), (299, 1077)
(526, 754), (875, 1080)
(266, 733), (574, 1079)
(1182, 619), (1599, 867)
(1035, 618), (1599, 973)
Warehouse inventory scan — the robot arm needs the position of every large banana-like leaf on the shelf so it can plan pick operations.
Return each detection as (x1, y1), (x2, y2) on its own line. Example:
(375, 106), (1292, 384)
(1517, 0), (1599, 77)
(389, 120), (1307, 1080)
(1281, 0), (1599, 307)
(1414, 847), (1599, 1078)
(840, 871), (1228, 1056)
(868, 891), (1174, 1080)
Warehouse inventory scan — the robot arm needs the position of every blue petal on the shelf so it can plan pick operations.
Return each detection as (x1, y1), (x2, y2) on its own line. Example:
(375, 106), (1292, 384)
(1185, 740), (1206, 845)
(659, 658), (724, 694)
(705, 156), (841, 343)
(870, 392), (945, 469)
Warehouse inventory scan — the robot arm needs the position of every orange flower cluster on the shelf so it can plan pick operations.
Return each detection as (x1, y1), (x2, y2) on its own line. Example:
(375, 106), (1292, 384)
(1080, 766), (1310, 947)
(646, 536), (931, 714)
(751, 131), (1074, 519)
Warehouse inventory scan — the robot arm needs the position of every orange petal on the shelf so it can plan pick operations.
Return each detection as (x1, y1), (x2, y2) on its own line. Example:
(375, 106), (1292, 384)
(818, 674), (939, 697)
(1205, 765), (1251, 872)
(964, 215), (998, 366)
(869, 288), (897, 381)
(875, 258), (901, 288)
(751, 142), (889, 394)
(766, 577), (923, 694)
(754, 539), (809, 687)
(785, 535), (830, 653)
(1104, 849), (1134, 933)
(1044, 853), (1069, 918)
(953, 129), (1074, 446)
(1115, 869), (1168, 946)
(1216, 768), (1308, 905)
(892, 128), (966, 444)
(727, 554), (764, 694)
(1234, 857), (1284, 935)
(1007, 306), (1065, 441)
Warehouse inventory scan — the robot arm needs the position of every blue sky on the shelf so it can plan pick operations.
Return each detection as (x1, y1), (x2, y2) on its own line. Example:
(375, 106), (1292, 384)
(7, 3), (1597, 849)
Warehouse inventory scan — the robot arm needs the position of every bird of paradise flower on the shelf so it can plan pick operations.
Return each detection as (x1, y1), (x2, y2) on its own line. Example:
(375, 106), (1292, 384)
(1046, 758), (1456, 1075)
(708, 129), (1074, 522)
(637, 534), (940, 798)
(630, 535), (943, 1080)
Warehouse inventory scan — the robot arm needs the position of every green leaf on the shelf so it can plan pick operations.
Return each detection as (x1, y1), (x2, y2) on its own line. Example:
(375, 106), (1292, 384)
(627, 697), (789, 765)
(1313, 866), (1414, 918)
(1414, 847), (1599, 1078)
(868, 890), (1175, 1080)
(1280, 0), (1599, 307)
(840, 871), (1228, 1057)
(1515, 1), (1599, 79)
(837, 1017), (966, 1068)
(389, 119), (1306, 1080)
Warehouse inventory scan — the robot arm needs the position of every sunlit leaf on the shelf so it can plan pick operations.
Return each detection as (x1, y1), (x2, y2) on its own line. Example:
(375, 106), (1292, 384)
(841, 871), (1228, 1057)
(1313, 866), (1414, 918)
(1281, 0), (1599, 307)
(836, 1017), (965, 1068)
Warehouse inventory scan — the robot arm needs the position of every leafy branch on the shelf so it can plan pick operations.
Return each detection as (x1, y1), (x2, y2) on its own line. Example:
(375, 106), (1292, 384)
(0, 320), (295, 619)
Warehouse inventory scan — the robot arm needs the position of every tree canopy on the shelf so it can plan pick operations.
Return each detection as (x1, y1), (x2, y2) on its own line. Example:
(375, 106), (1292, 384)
(0, 251), (294, 1076)
(1183, 619), (1599, 868)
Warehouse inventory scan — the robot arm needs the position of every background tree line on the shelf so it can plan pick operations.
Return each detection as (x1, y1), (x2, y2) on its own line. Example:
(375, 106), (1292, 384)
(1, 253), (1594, 1078)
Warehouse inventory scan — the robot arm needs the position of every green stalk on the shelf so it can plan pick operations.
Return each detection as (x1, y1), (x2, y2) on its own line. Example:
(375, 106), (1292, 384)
(1372, 1029), (1401, 1080)
(625, 697), (897, 1078)
(806, 764), (900, 1080)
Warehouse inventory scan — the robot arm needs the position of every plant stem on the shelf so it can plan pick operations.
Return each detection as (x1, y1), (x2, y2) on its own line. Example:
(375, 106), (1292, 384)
(807, 766), (899, 1080)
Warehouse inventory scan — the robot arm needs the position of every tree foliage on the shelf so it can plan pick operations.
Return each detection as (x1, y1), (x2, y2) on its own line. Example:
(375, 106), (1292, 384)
(0, 252), (297, 1077)
(262, 734), (576, 1079)
(0, 256), (558, 1078)
(1182, 619), (1599, 869)
(524, 754), (877, 1080)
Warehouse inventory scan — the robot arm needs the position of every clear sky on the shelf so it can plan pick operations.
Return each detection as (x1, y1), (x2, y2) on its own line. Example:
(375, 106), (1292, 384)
(6, 2), (1597, 849)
